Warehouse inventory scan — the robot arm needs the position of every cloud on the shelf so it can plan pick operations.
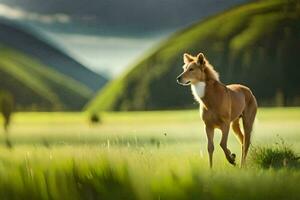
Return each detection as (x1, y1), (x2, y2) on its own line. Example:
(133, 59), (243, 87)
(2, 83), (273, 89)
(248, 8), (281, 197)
(0, 4), (70, 23)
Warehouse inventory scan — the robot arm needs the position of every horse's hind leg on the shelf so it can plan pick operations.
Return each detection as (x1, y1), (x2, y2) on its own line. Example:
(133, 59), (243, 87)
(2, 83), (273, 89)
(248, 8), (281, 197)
(232, 118), (244, 144)
(231, 118), (244, 166)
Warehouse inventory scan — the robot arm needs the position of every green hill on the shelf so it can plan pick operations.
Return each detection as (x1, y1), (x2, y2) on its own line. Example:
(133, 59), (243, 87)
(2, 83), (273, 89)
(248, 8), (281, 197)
(0, 21), (107, 92)
(87, 0), (300, 111)
(0, 20), (108, 111)
(0, 47), (93, 110)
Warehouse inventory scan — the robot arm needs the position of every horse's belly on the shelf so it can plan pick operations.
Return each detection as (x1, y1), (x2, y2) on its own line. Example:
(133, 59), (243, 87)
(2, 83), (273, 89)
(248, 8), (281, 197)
(200, 108), (224, 128)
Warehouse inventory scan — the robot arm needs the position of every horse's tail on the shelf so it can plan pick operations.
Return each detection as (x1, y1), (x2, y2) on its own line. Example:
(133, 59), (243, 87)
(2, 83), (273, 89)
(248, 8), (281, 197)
(242, 90), (257, 160)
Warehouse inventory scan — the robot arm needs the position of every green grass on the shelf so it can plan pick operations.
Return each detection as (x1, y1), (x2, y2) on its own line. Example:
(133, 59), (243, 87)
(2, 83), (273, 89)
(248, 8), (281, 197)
(0, 108), (299, 199)
(251, 139), (299, 169)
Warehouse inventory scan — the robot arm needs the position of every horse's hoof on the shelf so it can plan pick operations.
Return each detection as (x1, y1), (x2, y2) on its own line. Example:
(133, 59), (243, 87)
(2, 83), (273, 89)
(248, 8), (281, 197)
(229, 159), (236, 166)
(228, 153), (236, 166)
(229, 160), (236, 166)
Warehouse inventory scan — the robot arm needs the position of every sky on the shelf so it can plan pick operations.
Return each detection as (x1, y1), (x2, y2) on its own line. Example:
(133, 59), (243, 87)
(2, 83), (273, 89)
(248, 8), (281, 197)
(43, 31), (167, 77)
(0, 0), (247, 77)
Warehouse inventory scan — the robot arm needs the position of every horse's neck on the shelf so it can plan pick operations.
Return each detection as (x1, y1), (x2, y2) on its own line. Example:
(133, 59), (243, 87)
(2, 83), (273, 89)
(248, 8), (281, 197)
(191, 80), (223, 108)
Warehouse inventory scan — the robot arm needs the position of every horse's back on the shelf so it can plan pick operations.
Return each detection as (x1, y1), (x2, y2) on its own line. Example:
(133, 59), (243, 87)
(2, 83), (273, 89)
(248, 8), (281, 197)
(227, 84), (255, 102)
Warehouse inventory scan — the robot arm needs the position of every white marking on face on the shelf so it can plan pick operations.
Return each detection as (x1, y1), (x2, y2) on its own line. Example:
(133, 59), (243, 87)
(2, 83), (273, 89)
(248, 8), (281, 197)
(191, 82), (206, 103)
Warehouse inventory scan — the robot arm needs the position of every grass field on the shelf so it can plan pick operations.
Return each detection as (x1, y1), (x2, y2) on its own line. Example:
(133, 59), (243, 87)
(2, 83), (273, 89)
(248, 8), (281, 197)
(0, 108), (299, 200)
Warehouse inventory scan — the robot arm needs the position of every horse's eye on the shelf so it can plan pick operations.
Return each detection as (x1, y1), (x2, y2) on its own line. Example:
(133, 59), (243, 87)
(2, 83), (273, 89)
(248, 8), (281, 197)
(189, 68), (194, 72)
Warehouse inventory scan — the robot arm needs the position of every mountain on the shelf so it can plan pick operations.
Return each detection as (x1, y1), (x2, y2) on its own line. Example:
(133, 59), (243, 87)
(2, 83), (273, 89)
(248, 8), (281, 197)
(87, 0), (300, 111)
(0, 21), (107, 92)
(0, 21), (107, 111)
(0, 47), (92, 110)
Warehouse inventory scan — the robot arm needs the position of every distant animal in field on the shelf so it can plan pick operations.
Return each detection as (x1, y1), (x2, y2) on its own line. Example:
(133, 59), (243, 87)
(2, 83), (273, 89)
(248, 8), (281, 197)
(0, 92), (14, 148)
(177, 53), (257, 168)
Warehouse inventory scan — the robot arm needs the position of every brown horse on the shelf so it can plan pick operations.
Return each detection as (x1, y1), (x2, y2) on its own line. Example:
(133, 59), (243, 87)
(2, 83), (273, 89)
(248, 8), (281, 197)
(177, 53), (257, 167)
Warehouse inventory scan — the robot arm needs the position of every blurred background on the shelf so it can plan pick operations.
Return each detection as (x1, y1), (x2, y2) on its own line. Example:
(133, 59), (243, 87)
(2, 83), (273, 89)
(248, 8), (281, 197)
(0, 0), (299, 112)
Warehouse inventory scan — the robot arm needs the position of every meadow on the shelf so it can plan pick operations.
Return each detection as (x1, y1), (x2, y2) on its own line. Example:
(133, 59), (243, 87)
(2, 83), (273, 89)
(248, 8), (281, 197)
(0, 107), (299, 200)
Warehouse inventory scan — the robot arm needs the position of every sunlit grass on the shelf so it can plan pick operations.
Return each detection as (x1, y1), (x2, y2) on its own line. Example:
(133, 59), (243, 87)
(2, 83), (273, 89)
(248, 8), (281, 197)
(0, 108), (299, 199)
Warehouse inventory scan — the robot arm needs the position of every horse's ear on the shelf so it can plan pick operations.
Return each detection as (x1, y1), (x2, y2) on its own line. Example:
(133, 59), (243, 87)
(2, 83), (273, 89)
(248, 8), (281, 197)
(196, 53), (206, 65)
(183, 53), (194, 64)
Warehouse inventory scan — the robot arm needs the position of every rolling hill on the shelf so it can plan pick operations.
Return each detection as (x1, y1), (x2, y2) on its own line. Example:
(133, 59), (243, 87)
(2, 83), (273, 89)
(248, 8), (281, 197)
(87, 0), (300, 111)
(0, 21), (107, 92)
(0, 47), (94, 110)
(0, 21), (107, 111)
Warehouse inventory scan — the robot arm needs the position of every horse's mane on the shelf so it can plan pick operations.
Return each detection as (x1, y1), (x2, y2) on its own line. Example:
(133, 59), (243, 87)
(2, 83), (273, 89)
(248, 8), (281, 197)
(204, 61), (219, 81)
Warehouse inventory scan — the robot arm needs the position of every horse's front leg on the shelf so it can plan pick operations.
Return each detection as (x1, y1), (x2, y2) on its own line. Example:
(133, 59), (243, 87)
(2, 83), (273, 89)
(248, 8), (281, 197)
(205, 125), (214, 168)
(220, 123), (236, 165)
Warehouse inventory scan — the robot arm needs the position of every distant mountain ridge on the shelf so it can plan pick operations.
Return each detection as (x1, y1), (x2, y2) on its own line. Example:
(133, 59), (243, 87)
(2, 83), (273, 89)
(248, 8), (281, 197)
(0, 20), (107, 91)
(0, 20), (108, 110)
